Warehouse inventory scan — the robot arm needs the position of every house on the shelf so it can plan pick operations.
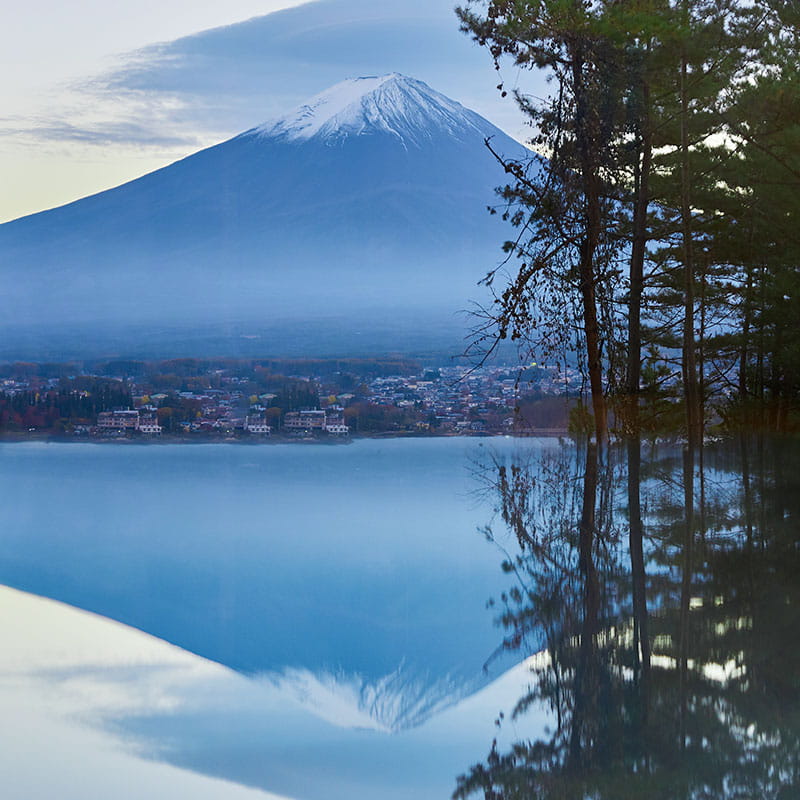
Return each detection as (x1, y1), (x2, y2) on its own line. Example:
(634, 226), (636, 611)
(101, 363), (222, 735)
(245, 413), (271, 435)
(138, 412), (162, 435)
(324, 407), (349, 434)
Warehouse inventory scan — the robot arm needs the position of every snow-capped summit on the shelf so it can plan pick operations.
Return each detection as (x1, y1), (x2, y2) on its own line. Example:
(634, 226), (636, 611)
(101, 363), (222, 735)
(266, 663), (480, 734)
(252, 73), (489, 146)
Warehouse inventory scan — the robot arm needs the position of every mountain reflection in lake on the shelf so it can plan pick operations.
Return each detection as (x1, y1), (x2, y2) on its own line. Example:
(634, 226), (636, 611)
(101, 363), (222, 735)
(1, 437), (797, 799)
(456, 437), (800, 800)
(0, 438), (555, 800)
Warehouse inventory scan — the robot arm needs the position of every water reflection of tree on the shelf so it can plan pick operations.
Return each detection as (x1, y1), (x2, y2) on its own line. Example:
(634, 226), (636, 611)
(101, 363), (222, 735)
(457, 438), (800, 799)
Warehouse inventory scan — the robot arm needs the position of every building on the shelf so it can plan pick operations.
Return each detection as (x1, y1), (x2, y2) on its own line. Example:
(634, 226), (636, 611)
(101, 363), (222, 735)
(97, 410), (140, 430)
(245, 414), (271, 435)
(324, 407), (349, 435)
(138, 412), (162, 435)
(284, 409), (327, 431)
(97, 409), (163, 434)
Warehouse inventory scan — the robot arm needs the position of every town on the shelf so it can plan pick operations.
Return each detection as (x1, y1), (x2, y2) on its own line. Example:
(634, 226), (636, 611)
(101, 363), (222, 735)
(0, 357), (581, 440)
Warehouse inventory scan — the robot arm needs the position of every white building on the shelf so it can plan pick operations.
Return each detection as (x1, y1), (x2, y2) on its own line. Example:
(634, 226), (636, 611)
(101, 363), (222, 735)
(138, 413), (162, 435)
(245, 414), (271, 435)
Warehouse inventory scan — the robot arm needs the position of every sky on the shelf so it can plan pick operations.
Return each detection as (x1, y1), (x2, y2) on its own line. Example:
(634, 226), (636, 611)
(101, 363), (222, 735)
(0, 0), (543, 223)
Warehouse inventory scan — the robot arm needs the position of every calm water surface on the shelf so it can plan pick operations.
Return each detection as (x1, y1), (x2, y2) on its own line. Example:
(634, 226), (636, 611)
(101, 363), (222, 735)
(0, 436), (797, 799)
(0, 437), (554, 800)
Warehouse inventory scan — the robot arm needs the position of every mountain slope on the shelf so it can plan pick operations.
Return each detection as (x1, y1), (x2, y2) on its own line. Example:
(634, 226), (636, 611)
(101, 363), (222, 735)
(0, 74), (529, 357)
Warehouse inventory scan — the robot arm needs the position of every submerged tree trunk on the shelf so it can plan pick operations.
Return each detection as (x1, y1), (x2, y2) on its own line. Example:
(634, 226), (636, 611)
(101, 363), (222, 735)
(628, 437), (650, 701)
(678, 445), (694, 749)
(569, 441), (600, 767)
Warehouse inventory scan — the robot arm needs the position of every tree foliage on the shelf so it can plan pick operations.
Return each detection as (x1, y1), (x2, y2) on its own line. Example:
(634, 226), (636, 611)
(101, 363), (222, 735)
(458, 0), (800, 438)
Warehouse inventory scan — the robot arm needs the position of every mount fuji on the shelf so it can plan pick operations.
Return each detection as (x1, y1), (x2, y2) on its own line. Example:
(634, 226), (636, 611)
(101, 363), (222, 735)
(0, 74), (528, 358)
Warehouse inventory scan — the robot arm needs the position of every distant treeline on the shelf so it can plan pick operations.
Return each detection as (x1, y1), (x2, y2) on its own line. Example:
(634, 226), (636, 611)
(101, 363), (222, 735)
(0, 384), (133, 431)
(0, 358), (419, 386)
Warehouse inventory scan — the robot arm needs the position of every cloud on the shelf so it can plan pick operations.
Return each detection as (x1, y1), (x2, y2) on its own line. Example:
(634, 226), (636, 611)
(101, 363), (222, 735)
(0, 119), (200, 149)
(72, 0), (544, 145)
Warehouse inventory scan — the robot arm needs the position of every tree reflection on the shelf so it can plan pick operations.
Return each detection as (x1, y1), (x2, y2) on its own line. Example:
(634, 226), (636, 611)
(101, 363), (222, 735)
(457, 437), (800, 799)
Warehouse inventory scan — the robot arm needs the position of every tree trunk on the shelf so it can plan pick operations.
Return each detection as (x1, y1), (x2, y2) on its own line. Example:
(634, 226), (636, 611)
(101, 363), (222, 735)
(625, 80), (653, 436)
(680, 37), (702, 448)
(572, 50), (609, 446)
(739, 267), (753, 399)
(580, 249), (609, 445)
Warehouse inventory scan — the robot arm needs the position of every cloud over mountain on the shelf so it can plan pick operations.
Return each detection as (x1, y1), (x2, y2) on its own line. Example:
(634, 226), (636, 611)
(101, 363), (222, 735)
(81, 0), (540, 147)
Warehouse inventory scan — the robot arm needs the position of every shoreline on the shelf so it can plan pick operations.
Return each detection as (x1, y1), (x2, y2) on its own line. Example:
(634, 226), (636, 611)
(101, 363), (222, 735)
(0, 429), (570, 445)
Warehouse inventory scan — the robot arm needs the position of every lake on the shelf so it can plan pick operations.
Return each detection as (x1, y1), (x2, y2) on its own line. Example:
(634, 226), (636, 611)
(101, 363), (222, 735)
(0, 436), (797, 799)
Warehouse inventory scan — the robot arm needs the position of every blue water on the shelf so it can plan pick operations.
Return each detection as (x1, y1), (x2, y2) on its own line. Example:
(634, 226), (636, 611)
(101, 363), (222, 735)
(4, 436), (795, 800)
(0, 437), (555, 711)
(0, 439), (536, 682)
